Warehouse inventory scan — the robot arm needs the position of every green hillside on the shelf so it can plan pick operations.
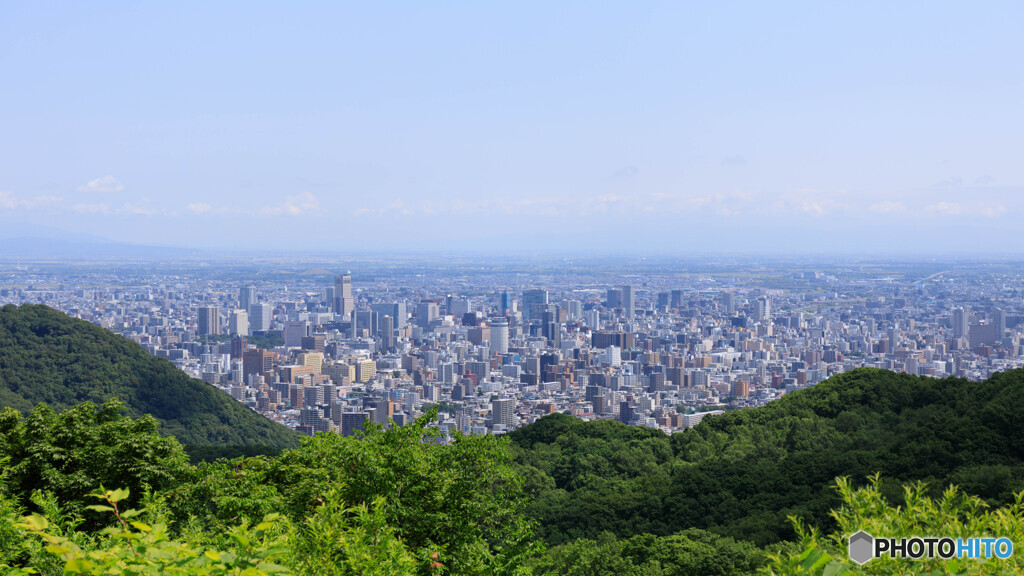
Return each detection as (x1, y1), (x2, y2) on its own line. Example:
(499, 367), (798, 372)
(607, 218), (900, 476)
(511, 367), (1024, 547)
(0, 304), (299, 451)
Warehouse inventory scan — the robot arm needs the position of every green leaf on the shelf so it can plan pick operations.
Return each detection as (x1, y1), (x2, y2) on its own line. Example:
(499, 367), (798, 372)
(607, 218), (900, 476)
(22, 513), (48, 531)
(821, 560), (849, 576)
(84, 505), (115, 513)
(108, 487), (130, 503)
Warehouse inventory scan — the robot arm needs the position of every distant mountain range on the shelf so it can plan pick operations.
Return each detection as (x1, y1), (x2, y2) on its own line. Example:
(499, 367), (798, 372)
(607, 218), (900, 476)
(0, 304), (300, 452)
(0, 221), (202, 260)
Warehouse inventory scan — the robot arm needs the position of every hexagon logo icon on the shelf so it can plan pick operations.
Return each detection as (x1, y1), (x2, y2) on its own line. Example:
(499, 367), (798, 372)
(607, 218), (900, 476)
(848, 530), (874, 565)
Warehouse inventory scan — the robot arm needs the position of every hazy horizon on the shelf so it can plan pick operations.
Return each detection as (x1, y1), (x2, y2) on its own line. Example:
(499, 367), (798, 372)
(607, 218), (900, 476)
(2, 2), (1022, 255)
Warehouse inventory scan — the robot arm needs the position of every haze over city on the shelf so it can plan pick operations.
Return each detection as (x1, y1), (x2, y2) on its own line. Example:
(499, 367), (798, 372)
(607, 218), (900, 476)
(2, 2), (1023, 255)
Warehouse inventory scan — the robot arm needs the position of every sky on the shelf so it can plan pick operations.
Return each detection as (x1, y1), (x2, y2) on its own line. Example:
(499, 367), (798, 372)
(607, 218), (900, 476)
(1, 1), (1023, 255)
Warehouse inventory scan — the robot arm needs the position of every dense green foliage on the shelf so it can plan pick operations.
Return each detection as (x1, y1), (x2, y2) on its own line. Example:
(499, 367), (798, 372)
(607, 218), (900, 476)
(0, 304), (299, 451)
(167, 410), (539, 575)
(0, 406), (537, 575)
(766, 476), (1024, 575)
(510, 368), (1024, 547)
(0, 399), (189, 526)
(531, 529), (766, 576)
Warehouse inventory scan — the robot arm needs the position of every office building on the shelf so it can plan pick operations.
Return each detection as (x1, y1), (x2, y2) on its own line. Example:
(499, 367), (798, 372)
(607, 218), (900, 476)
(239, 284), (256, 311)
(229, 309), (249, 336)
(622, 285), (635, 318)
(522, 289), (548, 321)
(489, 316), (509, 354)
(334, 274), (354, 317)
(492, 398), (515, 428)
(197, 306), (220, 336)
(249, 302), (272, 332)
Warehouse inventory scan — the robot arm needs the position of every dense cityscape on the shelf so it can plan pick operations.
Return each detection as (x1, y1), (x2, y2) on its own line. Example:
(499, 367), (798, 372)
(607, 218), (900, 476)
(2, 257), (1022, 438)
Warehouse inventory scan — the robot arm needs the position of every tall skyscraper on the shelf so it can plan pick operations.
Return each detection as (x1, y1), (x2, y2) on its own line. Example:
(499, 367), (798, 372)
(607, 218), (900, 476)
(197, 306), (220, 336)
(522, 289), (548, 321)
(621, 285), (635, 318)
(381, 315), (396, 351)
(489, 316), (509, 354)
(333, 273), (354, 317)
(499, 290), (513, 315)
(239, 284), (256, 311)
(953, 307), (970, 338)
(993, 308), (1007, 335)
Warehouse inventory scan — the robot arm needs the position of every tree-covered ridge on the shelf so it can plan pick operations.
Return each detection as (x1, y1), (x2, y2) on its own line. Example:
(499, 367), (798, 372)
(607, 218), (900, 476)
(0, 304), (299, 450)
(510, 367), (1024, 547)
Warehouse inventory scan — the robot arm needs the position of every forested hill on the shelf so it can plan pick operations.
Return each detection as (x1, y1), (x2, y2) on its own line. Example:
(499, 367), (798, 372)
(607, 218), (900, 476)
(0, 304), (299, 451)
(509, 367), (1024, 547)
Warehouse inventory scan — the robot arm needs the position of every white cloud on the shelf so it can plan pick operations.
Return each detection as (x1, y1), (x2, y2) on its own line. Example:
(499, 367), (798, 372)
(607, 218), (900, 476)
(73, 203), (111, 214)
(117, 203), (158, 216)
(77, 175), (125, 194)
(262, 192), (320, 216)
(926, 201), (963, 216)
(869, 201), (906, 214)
(187, 203), (212, 214)
(981, 204), (1007, 217)
(0, 192), (62, 210)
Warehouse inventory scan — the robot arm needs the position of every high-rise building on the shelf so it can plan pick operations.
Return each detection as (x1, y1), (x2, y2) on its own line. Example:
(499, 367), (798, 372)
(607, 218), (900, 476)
(243, 349), (274, 382)
(333, 274), (354, 317)
(723, 292), (736, 313)
(993, 308), (1007, 335)
(416, 301), (439, 328)
(670, 289), (683, 309)
(381, 315), (396, 351)
(249, 302), (273, 332)
(341, 411), (369, 436)
(491, 398), (515, 428)
(656, 292), (670, 308)
(239, 285), (256, 311)
(522, 289), (548, 321)
(230, 335), (248, 360)
(355, 359), (376, 382)
(355, 310), (378, 336)
(371, 302), (407, 329)
(621, 285), (635, 318)
(229, 309), (249, 336)
(499, 290), (513, 315)
(489, 316), (509, 354)
(953, 307), (970, 338)
(752, 297), (771, 322)
(606, 289), (622, 311)
(284, 321), (310, 348)
(197, 306), (220, 336)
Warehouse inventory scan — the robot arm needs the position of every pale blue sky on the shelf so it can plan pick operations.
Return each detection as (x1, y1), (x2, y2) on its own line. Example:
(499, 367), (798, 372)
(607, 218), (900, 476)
(1, 1), (1022, 254)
